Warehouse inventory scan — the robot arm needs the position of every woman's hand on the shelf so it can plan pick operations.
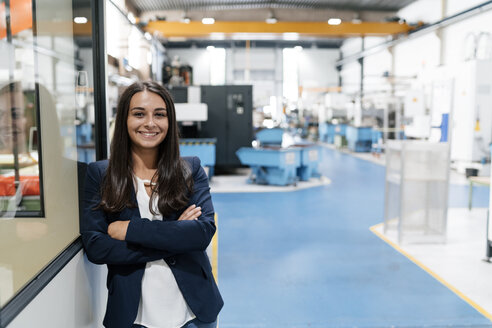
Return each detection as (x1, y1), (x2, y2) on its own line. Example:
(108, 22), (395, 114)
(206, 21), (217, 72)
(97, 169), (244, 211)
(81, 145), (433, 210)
(108, 220), (130, 241)
(178, 204), (202, 221)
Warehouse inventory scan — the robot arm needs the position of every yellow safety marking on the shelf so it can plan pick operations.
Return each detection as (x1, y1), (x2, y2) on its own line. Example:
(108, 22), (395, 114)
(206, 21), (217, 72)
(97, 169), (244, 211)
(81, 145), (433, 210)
(370, 223), (492, 321)
(212, 213), (219, 283)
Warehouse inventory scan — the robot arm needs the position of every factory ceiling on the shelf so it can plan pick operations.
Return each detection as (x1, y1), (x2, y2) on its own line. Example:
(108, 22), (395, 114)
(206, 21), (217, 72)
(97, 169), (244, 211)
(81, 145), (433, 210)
(128, 0), (420, 46)
(130, 0), (417, 13)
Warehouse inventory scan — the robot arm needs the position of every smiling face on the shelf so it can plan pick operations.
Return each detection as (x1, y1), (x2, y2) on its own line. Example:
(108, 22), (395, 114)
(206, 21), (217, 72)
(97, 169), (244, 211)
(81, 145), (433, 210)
(127, 90), (168, 155)
(0, 87), (27, 154)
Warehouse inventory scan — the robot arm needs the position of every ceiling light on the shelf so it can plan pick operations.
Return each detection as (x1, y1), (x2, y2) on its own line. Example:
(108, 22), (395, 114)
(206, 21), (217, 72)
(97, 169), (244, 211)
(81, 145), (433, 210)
(328, 18), (342, 25)
(202, 17), (215, 24)
(181, 16), (191, 24)
(266, 17), (277, 24)
(74, 17), (88, 24)
(206, 45), (215, 51)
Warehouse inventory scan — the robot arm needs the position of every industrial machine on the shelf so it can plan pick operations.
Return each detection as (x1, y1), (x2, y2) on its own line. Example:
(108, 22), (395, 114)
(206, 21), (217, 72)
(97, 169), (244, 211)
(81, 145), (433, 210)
(168, 86), (216, 177)
(236, 125), (322, 186)
(179, 138), (216, 178)
(236, 147), (301, 186)
(236, 143), (322, 186)
(169, 85), (253, 169)
(346, 125), (373, 152)
(255, 128), (283, 146)
(200, 85), (253, 168)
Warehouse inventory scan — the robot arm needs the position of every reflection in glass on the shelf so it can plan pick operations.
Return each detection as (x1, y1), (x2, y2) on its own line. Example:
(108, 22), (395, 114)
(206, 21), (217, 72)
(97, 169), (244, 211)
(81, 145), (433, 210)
(0, 83), (41, 216)
(0, 0), (42, 218)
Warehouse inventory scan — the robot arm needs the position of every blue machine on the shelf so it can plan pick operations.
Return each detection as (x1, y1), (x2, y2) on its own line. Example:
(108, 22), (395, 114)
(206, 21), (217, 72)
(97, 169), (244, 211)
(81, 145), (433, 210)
(440, 113), (449, 142)
(334, 124), (347, 137)
(255, 128), (283, 145)
(180, 138), (216, 179)
(76, 123), (95, 163)
(346, 126), (373, 152)
(291, 144), (322, 181)
(236, 147), (301, 186)
(333, 123), (348, 148)
(371, 130), (383, 154)
(318, 123), (335, 143)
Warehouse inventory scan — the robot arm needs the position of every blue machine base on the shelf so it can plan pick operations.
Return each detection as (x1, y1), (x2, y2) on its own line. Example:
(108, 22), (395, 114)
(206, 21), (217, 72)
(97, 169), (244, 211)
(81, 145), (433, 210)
(348, 140), (372, 152)
(180, 138), (216, 179)
(297, 166), (322, 181)
(250, 166), (298, 186)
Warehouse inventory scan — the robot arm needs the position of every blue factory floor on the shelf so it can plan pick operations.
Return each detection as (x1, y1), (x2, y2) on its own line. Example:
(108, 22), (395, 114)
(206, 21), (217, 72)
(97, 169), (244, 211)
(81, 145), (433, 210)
(211, 147), (492, 328)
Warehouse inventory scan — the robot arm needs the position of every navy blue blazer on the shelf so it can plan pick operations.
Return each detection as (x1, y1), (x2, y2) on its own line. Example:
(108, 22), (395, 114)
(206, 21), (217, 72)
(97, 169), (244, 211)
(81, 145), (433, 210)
(80, 157), (223, 328)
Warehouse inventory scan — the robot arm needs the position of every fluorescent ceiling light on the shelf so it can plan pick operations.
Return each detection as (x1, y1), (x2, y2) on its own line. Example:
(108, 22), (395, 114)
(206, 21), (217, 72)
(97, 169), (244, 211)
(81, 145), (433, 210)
(202, 17), (215, 24)
(74, 17), (88, 24)
(266, 17), (277, 24)
(328, 18), (342, 25)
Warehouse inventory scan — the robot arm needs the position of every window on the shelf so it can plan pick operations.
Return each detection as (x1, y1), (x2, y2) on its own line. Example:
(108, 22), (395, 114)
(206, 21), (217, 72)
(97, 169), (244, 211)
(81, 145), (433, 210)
(0, 0), (96, 309)
(209, 47), (226, 85)
(283, 48), (300, 102)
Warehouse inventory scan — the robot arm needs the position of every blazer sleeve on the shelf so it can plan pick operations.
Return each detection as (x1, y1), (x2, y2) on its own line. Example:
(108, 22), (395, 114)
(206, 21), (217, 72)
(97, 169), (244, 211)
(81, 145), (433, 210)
(80, 162), (172, 265)
(125, 156), (216, 253)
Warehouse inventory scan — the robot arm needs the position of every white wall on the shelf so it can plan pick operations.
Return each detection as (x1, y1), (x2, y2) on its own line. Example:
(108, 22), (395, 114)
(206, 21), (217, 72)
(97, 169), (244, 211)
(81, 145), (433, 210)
(446, 0), (487, 17)
(339, 0), (492, 98)
(394, 33), (441, 78)
(443, 10), (492, 65)
(340, 37), (393, 97)
(397, 0), (442, 23)
(363, 49), (392, 95)
(298, 49), (339, 89)
(228, 47), (278, 107)
(167, 48), (212, 86)
(340, 37), (363, 57)
(8, 251), (107, 328)
(340, 61), (361, 95)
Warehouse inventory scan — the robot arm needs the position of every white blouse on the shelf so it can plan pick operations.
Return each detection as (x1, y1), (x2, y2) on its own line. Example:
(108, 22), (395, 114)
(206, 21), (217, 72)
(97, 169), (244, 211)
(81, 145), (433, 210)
(133, 176), (195, 328)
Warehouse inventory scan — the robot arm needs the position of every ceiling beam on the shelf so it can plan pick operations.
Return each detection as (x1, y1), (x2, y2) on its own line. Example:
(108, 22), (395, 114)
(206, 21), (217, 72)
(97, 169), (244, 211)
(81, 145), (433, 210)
(145, 21), (413, 39)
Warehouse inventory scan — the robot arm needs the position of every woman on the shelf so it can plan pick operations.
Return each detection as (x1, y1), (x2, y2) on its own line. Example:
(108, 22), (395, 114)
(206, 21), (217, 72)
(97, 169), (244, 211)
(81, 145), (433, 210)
(81, 81), (223, 328)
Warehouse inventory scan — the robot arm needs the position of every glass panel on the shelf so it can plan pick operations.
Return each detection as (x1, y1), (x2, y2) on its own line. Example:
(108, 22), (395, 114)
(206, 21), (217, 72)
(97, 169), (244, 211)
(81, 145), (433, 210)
(0, 0), (96, 307)
(0, 0), (42, 218)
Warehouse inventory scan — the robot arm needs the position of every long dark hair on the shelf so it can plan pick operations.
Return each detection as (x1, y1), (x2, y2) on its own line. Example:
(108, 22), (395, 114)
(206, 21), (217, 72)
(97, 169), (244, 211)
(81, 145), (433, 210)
(99, 81), (193, 216)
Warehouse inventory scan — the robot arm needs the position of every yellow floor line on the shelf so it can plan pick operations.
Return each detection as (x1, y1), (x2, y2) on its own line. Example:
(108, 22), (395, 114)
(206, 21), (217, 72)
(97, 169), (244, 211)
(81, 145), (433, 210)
(212, 213), (219, 283)
(370, 222), (492, 321)
(212, 213), (219, 327)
